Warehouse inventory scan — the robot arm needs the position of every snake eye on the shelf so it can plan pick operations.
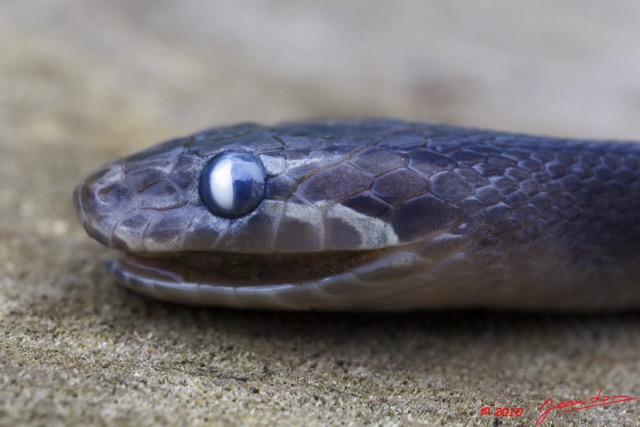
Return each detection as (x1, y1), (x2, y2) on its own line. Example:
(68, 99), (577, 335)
(199, 152), (266, 218)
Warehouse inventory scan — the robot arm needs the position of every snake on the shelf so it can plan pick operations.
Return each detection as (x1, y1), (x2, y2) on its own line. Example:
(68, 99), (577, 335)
(74, 119), (640, 311)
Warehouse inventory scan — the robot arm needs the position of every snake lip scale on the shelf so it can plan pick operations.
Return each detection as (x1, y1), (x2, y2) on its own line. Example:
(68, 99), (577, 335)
(74, 119), (640, 311)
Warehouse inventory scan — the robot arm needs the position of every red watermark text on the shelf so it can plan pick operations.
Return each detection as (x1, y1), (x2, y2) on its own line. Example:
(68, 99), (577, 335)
(536, 389), (637, 425)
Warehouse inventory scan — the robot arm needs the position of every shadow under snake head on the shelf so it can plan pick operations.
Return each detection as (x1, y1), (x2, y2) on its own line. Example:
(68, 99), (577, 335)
(74, 119), (640, 310)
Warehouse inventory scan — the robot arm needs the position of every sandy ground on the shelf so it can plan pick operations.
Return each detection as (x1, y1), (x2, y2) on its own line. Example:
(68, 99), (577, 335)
(1, 1), (640, 425)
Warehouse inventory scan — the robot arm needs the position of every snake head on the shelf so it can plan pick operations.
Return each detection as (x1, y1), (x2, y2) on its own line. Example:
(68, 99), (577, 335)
(74, 120), (481, 309)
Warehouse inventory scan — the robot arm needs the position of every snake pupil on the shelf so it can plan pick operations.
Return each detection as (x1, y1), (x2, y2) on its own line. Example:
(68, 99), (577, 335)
(199, 151), (266, 218)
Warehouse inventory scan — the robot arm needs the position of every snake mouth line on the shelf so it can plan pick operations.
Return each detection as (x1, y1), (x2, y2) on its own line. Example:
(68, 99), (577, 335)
(114, 249), (390, 287)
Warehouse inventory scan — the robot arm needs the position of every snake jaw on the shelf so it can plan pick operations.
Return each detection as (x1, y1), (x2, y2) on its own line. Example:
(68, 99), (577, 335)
(106, 248), (427, 310)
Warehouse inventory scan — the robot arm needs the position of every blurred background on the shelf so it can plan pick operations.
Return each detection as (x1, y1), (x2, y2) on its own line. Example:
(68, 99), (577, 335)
(2, 1), (640, 425)
(3, 0), (640, 158)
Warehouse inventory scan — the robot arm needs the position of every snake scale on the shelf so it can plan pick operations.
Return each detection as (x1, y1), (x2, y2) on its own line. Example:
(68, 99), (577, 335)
(74, 119), (640, 310)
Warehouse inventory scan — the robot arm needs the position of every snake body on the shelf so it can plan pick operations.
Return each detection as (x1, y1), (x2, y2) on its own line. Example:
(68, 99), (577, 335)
(74, 119), (640, 310)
